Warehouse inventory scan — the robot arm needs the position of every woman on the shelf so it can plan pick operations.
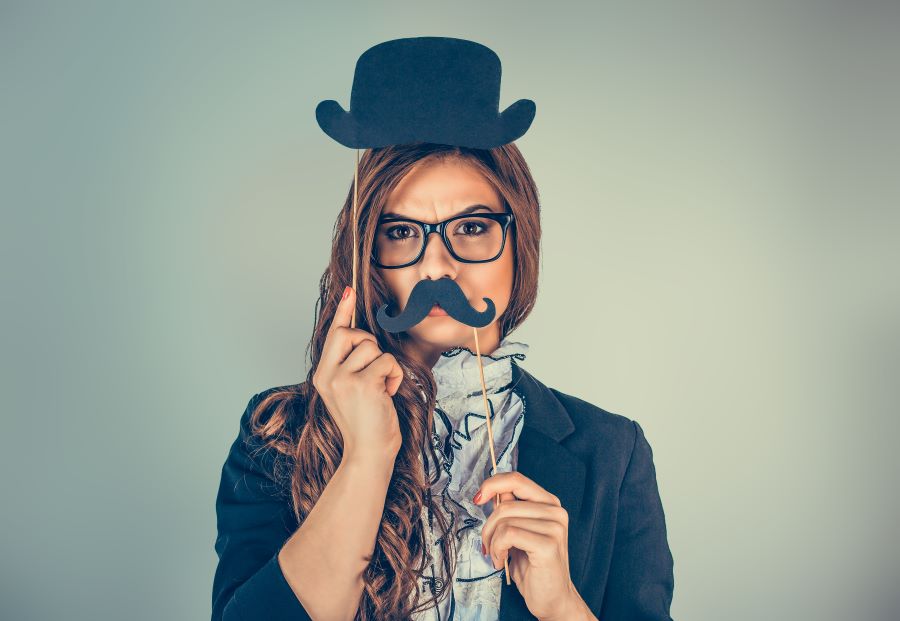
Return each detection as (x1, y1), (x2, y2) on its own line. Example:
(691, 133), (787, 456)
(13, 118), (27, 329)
(211, 142), (675, 620)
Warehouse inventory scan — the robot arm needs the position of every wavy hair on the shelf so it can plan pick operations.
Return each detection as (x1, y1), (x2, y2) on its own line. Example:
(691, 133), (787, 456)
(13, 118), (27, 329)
(246, 142), (541, 619)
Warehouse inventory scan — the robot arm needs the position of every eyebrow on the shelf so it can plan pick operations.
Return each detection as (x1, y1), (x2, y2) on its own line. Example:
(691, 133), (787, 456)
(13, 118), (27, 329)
(381, 204), (495, 220)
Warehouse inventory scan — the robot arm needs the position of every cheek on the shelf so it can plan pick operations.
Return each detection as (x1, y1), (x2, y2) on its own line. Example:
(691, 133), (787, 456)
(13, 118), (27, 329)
(497, 243), (515, 295)
(376, 269), (396, 298)
(379, 271), (413, 306)
(478, 256), (514, 307)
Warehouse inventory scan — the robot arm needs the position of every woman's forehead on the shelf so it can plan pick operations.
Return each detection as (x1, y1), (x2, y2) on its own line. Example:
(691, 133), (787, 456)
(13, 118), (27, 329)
(385, 160), (501, 220)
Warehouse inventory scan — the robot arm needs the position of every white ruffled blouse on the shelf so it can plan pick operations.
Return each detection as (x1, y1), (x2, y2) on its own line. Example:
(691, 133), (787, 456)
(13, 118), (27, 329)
(411, 337), (529, 621)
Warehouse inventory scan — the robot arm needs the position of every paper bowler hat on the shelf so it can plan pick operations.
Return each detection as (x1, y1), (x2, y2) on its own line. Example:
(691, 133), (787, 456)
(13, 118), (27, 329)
(315, 36), (536, 149)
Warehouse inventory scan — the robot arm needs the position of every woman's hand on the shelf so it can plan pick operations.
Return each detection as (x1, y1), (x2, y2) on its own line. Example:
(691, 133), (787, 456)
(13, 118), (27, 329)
(312, 286), (405, 464)
(475, 471), (594, 621)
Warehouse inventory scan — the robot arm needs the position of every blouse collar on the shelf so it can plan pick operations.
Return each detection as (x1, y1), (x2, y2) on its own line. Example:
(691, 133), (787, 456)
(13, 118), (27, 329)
(431, 336), (529, 402)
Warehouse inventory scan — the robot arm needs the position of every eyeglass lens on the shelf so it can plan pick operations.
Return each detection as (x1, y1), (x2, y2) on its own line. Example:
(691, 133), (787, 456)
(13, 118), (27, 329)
(375, 216), (504, 266)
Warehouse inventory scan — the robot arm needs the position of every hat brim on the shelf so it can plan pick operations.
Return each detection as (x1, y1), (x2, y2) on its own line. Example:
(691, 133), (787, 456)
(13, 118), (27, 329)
(315, 98), (536, 150)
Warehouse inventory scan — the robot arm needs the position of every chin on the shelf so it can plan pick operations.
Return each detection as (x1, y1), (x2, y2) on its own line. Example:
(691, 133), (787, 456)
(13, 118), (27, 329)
(406, 321), (471, 350)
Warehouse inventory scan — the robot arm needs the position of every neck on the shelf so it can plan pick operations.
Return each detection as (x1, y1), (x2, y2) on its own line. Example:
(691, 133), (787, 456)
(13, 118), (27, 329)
(404, 325), (502, 369)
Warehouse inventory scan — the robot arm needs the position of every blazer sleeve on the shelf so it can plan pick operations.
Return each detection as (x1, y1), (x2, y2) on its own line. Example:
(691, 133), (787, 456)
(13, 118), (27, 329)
(212, 392), (313, 621)
(598, 420), (676, 621)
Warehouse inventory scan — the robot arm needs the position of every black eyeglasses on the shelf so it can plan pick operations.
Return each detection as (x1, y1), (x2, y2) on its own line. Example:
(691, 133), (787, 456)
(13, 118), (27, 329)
(371, 211), (515, 269)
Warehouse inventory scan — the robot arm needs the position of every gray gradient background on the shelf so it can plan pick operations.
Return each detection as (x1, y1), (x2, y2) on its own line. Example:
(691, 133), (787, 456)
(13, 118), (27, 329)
(1, 2), (898, 620)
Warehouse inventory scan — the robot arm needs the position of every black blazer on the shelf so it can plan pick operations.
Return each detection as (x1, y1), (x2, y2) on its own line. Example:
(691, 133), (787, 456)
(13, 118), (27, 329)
(212, 362), (675, 620)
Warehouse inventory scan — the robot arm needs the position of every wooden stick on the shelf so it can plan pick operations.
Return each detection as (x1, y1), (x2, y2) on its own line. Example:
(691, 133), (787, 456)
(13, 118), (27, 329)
(350, 148), (359, 329)
(473, 326), (511, 585)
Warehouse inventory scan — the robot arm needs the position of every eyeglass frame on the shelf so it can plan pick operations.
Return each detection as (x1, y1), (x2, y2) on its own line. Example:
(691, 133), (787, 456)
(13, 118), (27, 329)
(371, 211), (515, 269)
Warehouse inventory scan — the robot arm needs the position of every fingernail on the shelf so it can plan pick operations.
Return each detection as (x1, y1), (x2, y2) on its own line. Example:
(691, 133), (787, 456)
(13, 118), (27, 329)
(473, 490), (482, 503)
(342, 286), (351, 301)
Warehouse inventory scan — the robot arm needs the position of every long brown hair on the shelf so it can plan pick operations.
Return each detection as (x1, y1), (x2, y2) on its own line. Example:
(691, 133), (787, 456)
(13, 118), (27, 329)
(247, 142), (542, 619)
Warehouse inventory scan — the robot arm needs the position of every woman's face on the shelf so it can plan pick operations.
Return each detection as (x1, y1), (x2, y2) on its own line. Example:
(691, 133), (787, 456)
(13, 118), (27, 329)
(375, 157), (514, 368)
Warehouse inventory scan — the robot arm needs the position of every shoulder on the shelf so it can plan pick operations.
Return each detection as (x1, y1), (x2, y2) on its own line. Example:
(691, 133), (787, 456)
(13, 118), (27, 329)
(231, 382), (308, 473)
(244, 382), (307, 416)
(240, 382), (308, 436)
(549, 386), (635, 432)
(547, 384), (650, 474)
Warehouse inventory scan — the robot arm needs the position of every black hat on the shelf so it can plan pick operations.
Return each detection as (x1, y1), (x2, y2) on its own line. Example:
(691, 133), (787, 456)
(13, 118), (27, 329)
(315, 36), (536, 149)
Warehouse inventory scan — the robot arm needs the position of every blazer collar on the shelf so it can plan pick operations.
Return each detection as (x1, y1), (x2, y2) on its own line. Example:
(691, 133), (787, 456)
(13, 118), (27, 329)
(498, 362), (588, 620)
(511, 361), (575, 441)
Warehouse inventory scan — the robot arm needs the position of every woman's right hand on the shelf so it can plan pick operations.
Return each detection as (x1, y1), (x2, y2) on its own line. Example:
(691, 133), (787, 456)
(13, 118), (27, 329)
(312, 285), (405, 464)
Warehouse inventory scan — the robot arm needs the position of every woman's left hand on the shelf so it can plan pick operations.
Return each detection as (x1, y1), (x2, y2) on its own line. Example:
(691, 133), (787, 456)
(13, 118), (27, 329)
(475, 471), (592, 621)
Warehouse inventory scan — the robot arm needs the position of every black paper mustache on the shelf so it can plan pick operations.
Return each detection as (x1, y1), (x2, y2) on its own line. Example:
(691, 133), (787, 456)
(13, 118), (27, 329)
(376, 277), (496, 333)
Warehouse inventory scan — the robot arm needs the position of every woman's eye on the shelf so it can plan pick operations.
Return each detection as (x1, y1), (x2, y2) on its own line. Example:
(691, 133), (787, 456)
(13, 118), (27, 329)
(386, 224), (417, 240)
(456, 221), (486, 236)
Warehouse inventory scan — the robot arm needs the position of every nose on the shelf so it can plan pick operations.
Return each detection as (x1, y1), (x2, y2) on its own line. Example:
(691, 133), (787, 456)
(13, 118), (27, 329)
(417, 229), (457, 281)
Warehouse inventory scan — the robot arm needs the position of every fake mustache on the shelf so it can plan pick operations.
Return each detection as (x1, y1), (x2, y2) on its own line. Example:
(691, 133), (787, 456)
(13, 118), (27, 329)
(376, 277), (496, 333)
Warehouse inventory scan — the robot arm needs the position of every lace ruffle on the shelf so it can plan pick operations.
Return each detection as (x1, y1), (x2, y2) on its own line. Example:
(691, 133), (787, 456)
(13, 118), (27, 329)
(412, 336), (529, 620)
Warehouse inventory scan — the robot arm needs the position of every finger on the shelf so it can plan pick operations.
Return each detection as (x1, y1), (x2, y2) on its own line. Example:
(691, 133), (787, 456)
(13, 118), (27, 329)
(320, 286), (374, 369)
(493, 491), (516, 505)
(487, 524), (556, 571)
(474, 471), (561, 507)
(481, 503), (568, 554)
(341, 339), (383, 373)
(359, 352), (404, 397)
(320, 326), (378, 371)
(481, 517), (568, 569)
(383, 355), (404, 396)
(327, 286), (356, 337)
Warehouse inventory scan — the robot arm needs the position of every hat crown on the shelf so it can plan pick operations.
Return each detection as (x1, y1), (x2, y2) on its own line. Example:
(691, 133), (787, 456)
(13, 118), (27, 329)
(351, 37), (500, 122)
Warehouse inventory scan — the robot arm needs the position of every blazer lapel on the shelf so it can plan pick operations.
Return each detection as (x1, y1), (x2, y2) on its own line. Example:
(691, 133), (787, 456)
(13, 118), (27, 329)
(498, 362), (587, 621)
